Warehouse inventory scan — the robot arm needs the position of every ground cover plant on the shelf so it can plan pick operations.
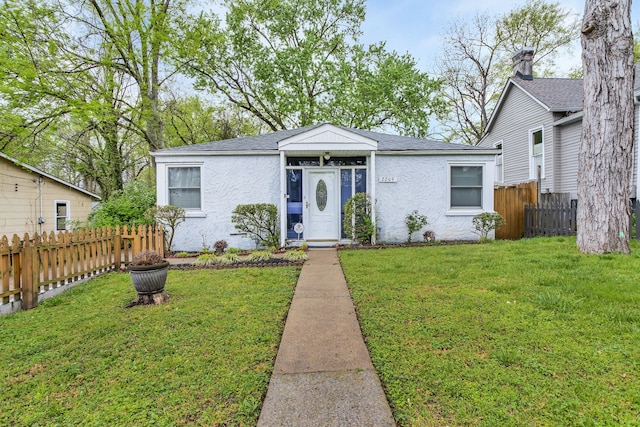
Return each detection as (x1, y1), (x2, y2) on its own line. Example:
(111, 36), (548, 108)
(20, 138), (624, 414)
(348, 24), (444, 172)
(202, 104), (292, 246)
(0, 267), (300, 426)
(339, 237), (640, 426)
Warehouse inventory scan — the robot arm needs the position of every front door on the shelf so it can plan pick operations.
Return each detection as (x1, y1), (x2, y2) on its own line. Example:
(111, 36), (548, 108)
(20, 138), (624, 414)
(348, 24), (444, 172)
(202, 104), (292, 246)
(305, 169), (339, 240)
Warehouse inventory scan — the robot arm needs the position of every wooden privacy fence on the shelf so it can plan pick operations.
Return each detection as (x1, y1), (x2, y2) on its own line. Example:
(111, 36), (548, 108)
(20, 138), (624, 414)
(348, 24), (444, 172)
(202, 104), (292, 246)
(524, 200), (640, 238)
(524, 200), (577, 237)
(0, 225), (164, 313)
(494, 182), (538, 239)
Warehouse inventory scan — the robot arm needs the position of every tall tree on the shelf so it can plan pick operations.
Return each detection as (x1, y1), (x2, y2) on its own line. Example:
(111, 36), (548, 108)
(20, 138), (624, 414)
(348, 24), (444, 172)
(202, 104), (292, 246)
(66, 0), (187, 152)
(435, 0), (579, 144)
(161, 95), (264, 147)
(577, 0), (634, 254)
(180, 0), (444, 137)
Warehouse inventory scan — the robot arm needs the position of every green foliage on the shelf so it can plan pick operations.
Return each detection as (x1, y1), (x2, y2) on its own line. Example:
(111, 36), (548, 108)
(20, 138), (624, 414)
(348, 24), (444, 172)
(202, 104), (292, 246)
(339, 238), (640, 426)
(472, 212), (506, 239)
(282, 250), (309, 262)
(247, 251), (273, 262)
(180, 0), (444, 137)
(404, 210), (428, 243)
(146, 205), (186, 252)
(231, 204), (280, 248)
(343, 192), (375, 244)
(89, 180), (156, 227)
(226, 247), (243, 255)
(0, 268), (299, 425)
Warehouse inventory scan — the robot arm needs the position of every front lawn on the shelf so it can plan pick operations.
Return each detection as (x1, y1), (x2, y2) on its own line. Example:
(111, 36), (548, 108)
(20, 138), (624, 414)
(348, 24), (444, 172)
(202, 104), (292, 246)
(340, 238), (640, 426)
(0, 267), (300, 426)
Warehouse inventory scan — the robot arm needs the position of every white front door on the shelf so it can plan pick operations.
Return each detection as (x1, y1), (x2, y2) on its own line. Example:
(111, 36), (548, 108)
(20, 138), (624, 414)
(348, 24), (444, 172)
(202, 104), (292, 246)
(305, 169), (339, 240)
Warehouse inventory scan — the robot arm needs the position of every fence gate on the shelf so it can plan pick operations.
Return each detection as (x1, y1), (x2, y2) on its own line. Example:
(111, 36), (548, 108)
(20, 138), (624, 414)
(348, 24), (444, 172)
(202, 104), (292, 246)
(494, 182), (538, 239)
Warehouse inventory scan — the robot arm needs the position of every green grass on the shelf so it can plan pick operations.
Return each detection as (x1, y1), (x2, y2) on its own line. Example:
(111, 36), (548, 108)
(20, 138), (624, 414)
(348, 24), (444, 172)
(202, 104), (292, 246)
(339, 237), (640, 426)
(0, 267), (300, 426)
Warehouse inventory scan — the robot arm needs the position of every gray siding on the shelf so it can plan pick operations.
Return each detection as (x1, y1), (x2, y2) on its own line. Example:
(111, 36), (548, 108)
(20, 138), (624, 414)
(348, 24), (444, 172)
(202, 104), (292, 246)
(482, 86), (553, 188)
(554, 120), (581, 198)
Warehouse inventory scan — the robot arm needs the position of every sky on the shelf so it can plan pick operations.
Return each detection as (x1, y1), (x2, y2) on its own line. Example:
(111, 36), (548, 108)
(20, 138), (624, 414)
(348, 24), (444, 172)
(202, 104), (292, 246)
(361, 0), (640, 74)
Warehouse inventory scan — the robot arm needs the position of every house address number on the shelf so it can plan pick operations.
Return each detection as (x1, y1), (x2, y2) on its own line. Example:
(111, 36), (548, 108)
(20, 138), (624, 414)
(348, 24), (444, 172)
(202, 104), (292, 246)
(378, 176), (398, 183)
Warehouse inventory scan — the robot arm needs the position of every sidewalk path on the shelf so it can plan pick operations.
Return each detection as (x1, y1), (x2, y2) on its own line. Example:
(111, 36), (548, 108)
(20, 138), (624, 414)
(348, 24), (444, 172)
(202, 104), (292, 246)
(257, 249), (395, 426)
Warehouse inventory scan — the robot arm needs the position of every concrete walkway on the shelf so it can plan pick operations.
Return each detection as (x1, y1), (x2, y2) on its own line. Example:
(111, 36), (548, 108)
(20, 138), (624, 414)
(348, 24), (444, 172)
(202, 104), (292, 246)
(257, 249), (395, 427)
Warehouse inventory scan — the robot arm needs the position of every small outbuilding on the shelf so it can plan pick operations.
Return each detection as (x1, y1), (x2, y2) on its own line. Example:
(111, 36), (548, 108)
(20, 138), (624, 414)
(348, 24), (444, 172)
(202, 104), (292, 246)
(152, 123), (498, 250)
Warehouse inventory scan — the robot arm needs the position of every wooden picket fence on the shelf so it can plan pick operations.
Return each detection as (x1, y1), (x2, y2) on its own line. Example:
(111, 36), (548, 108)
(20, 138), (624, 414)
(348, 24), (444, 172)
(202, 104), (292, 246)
(0, 225), (164, 313)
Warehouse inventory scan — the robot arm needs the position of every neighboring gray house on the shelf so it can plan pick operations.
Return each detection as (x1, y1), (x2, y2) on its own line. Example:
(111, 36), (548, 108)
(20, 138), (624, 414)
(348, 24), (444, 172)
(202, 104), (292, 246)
(152, 123), (498, 251)
(479, 48), (639, 200)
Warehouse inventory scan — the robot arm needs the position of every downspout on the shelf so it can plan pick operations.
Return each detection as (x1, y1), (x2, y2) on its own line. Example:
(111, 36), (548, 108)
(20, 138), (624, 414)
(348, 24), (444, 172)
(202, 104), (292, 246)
(38, 177), (43, 234)
(370, 150), (376, 245)
(279, 151), (287, 248)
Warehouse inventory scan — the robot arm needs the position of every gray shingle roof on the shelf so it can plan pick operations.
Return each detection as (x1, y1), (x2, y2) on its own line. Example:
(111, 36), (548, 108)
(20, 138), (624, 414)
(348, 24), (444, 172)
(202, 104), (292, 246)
(154, 124), (492, 154)
(512, 77), (584, 112)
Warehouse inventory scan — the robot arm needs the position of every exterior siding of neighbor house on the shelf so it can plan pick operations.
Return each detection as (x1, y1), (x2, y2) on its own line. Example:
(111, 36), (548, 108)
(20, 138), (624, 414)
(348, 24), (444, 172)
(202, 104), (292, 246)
(155, 154), (281, 251)
(153, 124), (499, 251)
(479, 86), (553, 189)
(481, 52), (640, 201)
(554, 119), (582, 197)
(0, 155), (99, 237)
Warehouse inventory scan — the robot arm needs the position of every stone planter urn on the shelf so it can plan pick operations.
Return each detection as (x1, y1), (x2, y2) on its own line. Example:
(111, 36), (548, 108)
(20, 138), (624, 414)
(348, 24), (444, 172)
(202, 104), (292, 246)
(128, 261), (170, 295)
(127, 251), (170, 306)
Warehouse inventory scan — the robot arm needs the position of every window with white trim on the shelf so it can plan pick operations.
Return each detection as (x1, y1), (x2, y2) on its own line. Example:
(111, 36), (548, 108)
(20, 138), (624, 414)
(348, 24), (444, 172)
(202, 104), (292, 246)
(530, 127), (544, 179)
(168, 166), (202, 209)
(55, 201), (70, 231)
(450, 165), (483, 209)
(494, 141), (503, 183)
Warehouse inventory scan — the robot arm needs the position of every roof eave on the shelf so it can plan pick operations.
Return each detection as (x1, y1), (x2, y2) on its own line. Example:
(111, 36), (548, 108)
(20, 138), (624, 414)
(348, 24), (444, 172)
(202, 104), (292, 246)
(0, 152), (101, 200)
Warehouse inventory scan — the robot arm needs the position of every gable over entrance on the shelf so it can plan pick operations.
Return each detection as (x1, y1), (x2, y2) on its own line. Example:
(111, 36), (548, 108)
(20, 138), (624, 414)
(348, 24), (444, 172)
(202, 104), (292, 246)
(278, 124), (377, 155)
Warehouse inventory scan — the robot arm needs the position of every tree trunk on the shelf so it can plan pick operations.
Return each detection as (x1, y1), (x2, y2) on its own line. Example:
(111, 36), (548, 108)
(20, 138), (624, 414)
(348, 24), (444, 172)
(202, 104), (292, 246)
(577, 0), (634, 254)
(126, 290), (169, 307)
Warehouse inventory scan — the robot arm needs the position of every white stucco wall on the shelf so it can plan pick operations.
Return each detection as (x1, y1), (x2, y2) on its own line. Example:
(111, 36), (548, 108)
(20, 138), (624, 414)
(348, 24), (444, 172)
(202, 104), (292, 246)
(374, 154), (496, 242)
(156, 154), (281, 251)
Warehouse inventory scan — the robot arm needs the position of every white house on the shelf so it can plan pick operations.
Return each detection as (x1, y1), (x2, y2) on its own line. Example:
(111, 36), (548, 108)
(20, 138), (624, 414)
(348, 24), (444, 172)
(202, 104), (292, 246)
(152, 124), (498, 250)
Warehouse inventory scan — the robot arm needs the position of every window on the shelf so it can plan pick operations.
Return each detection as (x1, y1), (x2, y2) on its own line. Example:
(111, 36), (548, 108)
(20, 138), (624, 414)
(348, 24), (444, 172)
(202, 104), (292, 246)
(494, 141), (503, 183)
(168, 166), (201, 209)
(530, 128), (544, 179)
(450, 166), (483, 209)
(55, 201), (70, 231)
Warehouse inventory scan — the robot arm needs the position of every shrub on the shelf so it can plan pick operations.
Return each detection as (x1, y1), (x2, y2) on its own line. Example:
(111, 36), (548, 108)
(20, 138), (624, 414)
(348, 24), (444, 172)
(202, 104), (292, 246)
(90, 180), (156, 227)
(146, 205), (186, 252)
(247, 251), (273, 262)
(130, 250), (165, 266)
(423, 230), (436, 242)
(214, 240), (228, 255)
(194, 254), (218, 266)
(405, 210), (428, 243)
(231, 204), (280, 248)
(343, 193), (375, 244)
(283, 250), (309, 262)
(227, 247), (243, 255)
(472, 212), (506, 240)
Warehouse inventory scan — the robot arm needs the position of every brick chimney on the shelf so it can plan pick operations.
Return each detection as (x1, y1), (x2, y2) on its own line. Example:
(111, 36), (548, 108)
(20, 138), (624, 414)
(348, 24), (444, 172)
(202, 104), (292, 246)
(512, 47), (534, 80)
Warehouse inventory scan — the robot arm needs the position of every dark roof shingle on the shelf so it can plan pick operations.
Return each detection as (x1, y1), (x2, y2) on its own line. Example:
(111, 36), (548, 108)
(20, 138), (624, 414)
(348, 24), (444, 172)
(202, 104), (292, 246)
(512, 77), (584, 112)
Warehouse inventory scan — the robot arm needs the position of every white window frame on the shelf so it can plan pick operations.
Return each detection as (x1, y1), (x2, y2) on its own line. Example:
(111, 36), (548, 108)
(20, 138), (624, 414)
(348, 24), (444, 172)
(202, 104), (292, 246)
(447, 162), (489, 215)
(529, 126), (544, 179)
(494, 140), (504, 183)
(54, 200), (70, 231)
(166, 164), (204, 214)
